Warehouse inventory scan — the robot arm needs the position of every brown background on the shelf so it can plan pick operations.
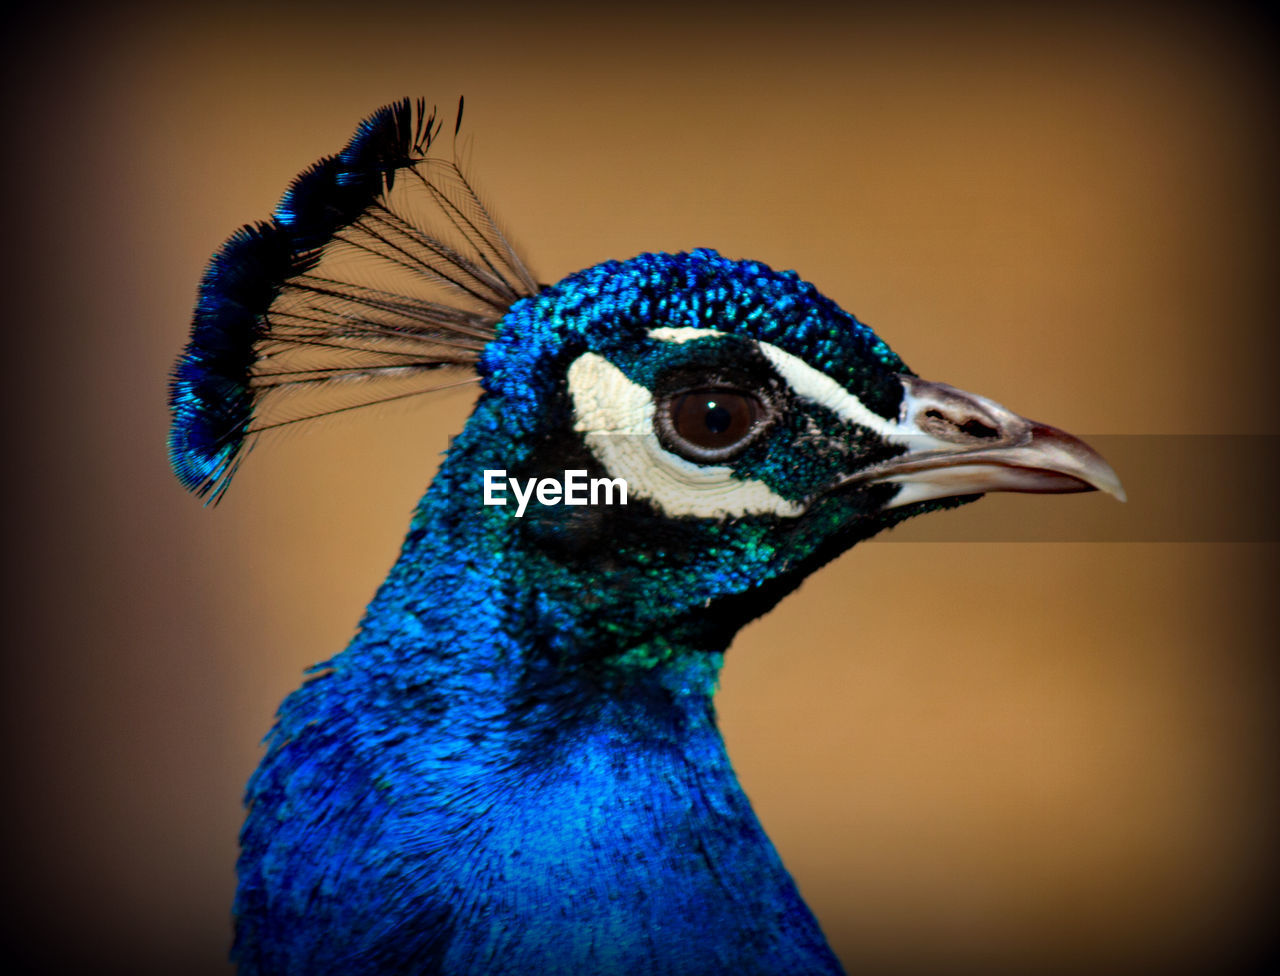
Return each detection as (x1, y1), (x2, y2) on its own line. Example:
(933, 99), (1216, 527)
(4, 3), (1276, 974)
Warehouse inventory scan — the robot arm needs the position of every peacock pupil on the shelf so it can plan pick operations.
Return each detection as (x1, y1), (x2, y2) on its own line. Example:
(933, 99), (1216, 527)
(670, 390), (760, 451)
(704, 402), (731, 434)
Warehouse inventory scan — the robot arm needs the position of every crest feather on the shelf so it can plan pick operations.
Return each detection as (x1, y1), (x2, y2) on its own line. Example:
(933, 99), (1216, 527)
(168, 97), (536, 501)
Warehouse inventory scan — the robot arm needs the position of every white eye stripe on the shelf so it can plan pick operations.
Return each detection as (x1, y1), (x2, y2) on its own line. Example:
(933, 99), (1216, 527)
(645, 326), (906, 442)
(566, 353), (802, 519)
(753, 343), (904, 441)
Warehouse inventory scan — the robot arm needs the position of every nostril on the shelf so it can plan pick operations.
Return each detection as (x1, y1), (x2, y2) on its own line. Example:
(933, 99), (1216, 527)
(958, 417), (1000, 439)
(922, 408), (1001, 441)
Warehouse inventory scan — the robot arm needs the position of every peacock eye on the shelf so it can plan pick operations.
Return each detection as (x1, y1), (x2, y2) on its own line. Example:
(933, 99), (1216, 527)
(659, 389), (767, 462)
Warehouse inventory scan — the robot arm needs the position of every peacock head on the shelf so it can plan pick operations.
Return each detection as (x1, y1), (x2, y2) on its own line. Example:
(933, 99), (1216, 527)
(429, 247), (1123, 662)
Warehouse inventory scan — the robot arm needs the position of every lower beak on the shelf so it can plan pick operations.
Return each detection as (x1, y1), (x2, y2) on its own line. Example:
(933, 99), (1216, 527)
(862, 376), (1126, 509)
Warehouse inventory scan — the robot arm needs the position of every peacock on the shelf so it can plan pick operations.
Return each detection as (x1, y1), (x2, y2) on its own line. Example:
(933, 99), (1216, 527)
(169, 98), (1124, 975)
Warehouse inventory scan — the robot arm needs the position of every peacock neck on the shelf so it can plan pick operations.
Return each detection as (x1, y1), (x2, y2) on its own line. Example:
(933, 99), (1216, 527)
(318, 467), (844, 974)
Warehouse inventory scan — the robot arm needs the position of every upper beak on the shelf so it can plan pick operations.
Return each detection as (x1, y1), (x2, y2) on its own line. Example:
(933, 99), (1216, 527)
(860, 376), (1126, 509)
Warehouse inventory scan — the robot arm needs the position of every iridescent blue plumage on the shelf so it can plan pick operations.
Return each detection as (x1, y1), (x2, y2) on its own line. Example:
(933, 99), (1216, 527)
(174, 99), (1122, 974)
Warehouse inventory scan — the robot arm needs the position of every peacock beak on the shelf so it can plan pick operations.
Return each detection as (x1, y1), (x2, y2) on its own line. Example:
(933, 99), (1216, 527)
(861, 376), (1126, 509)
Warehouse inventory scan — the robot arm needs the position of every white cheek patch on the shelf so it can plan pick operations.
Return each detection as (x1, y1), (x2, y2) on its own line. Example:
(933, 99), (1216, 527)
(566, 352), (803, 519)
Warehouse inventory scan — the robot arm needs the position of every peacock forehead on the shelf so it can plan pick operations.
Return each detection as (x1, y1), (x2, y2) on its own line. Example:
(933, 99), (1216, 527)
(482, 248), (910, 419)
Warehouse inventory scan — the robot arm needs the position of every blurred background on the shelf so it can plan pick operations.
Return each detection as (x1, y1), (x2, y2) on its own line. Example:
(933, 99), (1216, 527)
(3, 2), (1276, 974)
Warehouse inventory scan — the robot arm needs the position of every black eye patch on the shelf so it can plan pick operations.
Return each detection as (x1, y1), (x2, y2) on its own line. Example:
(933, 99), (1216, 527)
(646, 337), (784, 464)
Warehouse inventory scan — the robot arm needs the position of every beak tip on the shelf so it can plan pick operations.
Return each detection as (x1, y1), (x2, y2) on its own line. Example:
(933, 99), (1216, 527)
(1100, 480), (1127, 504)
(1084, 457), (1126, 503)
